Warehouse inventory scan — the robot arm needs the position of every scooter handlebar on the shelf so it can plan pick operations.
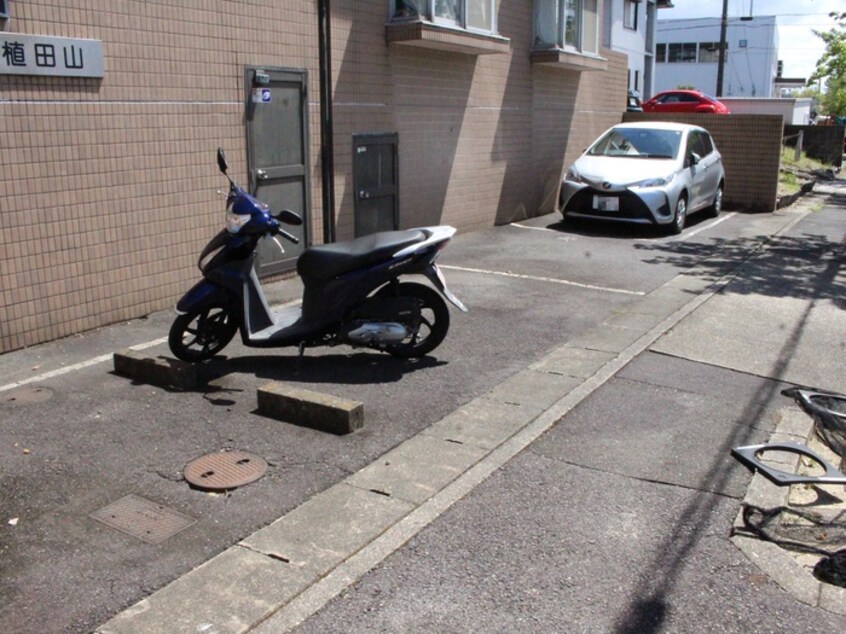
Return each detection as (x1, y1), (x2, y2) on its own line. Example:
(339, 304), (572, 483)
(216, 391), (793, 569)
(273, 226), (300, 245)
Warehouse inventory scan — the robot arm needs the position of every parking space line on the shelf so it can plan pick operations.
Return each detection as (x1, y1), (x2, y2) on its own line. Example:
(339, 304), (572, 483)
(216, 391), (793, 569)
(0, 337), (168, 393)
(439, 265), (645, 296)
(644, 212), (736, 244)
(510, 222), (560, 233)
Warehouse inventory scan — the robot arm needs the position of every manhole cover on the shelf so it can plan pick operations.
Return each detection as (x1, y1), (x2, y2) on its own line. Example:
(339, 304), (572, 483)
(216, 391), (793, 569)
(183, 450), (268, 491)
(90, 494), (196, 544)
(1, 386), (53, 406)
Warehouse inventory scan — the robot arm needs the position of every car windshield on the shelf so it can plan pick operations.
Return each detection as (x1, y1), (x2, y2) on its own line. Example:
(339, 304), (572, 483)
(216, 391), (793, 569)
(588, 128), (682, 159)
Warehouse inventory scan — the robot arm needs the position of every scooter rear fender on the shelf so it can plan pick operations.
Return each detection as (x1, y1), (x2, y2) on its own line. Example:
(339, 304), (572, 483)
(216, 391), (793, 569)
(175, 280), (234, 315)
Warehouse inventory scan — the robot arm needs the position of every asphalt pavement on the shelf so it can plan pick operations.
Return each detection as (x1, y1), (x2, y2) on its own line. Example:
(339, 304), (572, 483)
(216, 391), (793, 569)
(1, 180), (845, 633)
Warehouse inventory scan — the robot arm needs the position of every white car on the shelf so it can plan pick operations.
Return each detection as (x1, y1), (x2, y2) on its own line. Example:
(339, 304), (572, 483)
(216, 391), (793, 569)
(559, 122), (725, 234)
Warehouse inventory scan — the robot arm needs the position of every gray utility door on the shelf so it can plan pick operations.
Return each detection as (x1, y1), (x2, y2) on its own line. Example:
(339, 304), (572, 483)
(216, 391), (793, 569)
(245, 66), (310, 276)
(353, 133), (399, 237)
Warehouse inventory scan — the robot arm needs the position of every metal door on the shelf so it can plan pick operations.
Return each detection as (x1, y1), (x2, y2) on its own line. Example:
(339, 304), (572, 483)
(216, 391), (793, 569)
(245, 67), (310, 276)
(353, 133), (399, 237)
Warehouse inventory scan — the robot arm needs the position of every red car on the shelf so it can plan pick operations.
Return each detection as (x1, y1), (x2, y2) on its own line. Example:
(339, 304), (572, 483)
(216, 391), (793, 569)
(642, 90), (730, 114)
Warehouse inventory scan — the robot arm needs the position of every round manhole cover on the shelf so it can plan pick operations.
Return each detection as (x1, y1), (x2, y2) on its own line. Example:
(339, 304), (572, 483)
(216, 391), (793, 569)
(183, 451), (268, 491)
(1, 386), (53, 406)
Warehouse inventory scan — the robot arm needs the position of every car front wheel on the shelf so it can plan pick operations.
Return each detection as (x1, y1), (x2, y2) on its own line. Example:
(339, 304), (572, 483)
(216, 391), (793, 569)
(668, 195), (687, 235)
(704, 185), (723, 218)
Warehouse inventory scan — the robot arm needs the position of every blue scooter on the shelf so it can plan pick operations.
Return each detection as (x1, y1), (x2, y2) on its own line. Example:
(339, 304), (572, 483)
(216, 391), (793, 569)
(168, 149), (466, 362)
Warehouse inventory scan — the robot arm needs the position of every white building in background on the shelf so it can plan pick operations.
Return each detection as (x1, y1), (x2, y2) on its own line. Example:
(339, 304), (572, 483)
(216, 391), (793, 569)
(604, 0), (676, 100)
(655, 15), (780, 98)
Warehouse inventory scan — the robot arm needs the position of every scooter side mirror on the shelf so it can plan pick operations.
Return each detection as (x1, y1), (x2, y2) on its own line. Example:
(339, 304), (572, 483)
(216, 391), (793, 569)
(217, 148), (228, 175)
(277, 209), (303, 226)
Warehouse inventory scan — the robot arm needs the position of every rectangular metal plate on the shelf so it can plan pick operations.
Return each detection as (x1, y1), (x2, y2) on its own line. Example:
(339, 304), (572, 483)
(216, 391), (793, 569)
(90, 494), (196, 544)
(593, 195), (619, 212)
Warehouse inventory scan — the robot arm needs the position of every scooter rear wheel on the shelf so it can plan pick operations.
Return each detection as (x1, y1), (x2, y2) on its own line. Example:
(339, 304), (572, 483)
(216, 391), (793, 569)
(375, 282), (450, 358)
(168, 303), (238, 362)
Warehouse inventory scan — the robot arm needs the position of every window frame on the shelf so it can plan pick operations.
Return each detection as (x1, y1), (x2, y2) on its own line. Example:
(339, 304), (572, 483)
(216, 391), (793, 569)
(623, 0), (638, 31)
(667, 42), (697, 63)
(391, 0), (498, 36)
(698, 42), (722, 64)
(533, 0), (599, 56)
(0, 1), (8, 19)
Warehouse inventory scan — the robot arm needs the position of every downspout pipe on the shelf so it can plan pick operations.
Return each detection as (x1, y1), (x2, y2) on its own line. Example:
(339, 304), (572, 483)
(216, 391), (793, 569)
(318, 0), (336, 243)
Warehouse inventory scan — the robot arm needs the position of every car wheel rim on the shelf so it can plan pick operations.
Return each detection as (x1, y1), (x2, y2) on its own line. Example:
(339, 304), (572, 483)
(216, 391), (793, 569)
(676, 198), (686, 229)
(715, 189), (723, 213)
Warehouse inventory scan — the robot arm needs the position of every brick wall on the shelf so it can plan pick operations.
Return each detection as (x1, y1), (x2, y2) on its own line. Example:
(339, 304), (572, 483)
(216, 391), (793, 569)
(623, 113), (783, 212)
(0, 1), (627, 354)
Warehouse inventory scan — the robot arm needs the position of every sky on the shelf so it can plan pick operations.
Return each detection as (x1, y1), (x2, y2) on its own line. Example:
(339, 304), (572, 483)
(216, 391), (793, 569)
(662, 0), (843, 80)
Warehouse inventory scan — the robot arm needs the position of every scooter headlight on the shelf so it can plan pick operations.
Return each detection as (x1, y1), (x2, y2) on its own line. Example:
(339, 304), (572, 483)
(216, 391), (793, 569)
(226, 212), (251, 234)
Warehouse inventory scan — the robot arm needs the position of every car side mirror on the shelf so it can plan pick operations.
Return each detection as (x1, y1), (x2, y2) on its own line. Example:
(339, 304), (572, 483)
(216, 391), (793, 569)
(688, 152), (701, 166)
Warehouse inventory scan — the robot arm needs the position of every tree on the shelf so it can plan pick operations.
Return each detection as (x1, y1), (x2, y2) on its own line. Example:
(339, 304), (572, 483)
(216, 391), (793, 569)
(808, 12), (846, 115)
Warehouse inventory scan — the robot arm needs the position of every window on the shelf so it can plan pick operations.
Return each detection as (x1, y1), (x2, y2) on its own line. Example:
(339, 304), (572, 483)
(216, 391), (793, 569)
(0, 1), (8, 19)
(624, 0), (638, 30)
(534, 0), (599, 55)
(656, 43), (666, 63)
(667, 42), (696, 63)
(698, 42), (723, 63)
(391, 0), (498, 34)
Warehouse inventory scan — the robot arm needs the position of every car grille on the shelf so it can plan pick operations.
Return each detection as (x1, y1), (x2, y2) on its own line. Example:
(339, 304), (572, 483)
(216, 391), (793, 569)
(566, 188), (658, 221)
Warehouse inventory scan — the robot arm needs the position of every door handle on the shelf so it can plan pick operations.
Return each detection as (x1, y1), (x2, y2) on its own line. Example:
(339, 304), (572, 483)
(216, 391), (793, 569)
(359, 190), (370, 200)
(257, 169), (268, 180)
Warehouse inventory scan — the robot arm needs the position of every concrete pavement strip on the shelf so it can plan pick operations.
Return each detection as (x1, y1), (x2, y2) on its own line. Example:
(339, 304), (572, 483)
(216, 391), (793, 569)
(97, 199), (841, 633)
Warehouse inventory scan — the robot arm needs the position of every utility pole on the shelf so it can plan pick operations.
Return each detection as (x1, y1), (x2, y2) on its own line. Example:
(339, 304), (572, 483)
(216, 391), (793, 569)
(716, 0), (729, 97)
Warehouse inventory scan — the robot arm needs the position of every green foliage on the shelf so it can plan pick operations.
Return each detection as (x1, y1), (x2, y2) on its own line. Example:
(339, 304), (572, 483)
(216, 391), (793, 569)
(809, 12), (846, 115)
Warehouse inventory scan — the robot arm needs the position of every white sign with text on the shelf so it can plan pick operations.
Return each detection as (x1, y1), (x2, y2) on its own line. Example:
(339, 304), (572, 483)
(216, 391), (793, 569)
(0, 33), (104, 78)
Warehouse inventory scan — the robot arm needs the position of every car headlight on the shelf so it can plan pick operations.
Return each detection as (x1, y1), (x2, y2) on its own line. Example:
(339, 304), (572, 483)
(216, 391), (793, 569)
(630, 173), (675, 188)
(565, 166), (583, 184)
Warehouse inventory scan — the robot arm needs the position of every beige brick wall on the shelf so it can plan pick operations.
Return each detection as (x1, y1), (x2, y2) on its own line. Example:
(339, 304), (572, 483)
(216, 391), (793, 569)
(1, 1), (626, 354)
(623, 113), (783, 212)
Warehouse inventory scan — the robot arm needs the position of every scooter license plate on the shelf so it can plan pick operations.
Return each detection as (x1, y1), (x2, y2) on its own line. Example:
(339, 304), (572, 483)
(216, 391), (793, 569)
(593, 195), (619, 212)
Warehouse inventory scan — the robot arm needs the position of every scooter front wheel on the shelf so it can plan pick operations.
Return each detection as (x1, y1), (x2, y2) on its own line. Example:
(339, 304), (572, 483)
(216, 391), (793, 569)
(375, 282), (450, 358)
(168, 303), (238, 362)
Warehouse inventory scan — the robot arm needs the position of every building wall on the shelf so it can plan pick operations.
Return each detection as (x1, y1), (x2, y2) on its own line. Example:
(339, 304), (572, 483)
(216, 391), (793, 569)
(0, 1), (627, 354)
(604, 0), (649, 96)
(655, 16), (778, 98)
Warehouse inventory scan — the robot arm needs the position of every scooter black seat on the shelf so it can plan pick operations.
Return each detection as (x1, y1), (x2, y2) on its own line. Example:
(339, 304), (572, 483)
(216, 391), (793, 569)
(298, 230), (427, 281)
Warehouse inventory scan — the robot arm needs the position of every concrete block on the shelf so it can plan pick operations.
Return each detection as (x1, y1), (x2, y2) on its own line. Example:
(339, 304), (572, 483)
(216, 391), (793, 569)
(257, 382), (363, 435)
(113, 349), (199, 389)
